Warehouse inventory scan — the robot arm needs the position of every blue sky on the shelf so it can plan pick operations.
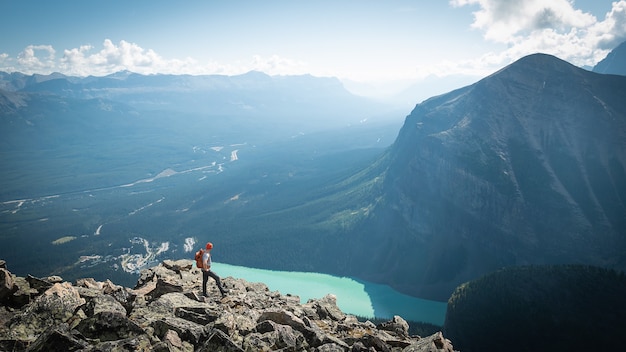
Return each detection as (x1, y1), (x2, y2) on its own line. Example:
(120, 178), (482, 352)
(1, 0), (624, 91)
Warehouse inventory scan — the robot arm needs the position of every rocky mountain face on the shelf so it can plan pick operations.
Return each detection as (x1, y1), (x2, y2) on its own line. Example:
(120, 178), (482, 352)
(343, 53), (626, 301)
(593, 40), (626, 76)
(0, 259), (455, 351)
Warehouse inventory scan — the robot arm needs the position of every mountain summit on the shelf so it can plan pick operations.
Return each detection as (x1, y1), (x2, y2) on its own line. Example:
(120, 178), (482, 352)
(344, 53), (626, 300)
(0, 259), (454, 351)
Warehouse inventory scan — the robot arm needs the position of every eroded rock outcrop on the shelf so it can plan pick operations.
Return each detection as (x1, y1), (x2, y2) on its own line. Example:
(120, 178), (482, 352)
(0, 259), (456, 351)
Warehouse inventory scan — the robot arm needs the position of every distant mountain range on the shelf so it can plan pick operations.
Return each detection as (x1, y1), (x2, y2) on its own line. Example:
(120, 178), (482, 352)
(0, 69), (399, 135)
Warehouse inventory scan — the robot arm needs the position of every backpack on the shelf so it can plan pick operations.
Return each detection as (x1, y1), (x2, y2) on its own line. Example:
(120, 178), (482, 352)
(195, 249), (205, 268)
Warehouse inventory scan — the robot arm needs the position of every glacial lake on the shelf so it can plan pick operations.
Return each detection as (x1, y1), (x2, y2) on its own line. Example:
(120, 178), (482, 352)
(212, 262), (448, 326)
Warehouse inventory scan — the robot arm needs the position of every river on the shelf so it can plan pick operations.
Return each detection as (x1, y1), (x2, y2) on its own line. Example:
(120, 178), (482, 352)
(212, 262), (447, 326)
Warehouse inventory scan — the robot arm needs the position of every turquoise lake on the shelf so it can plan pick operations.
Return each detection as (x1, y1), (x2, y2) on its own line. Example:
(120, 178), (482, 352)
(212, 262), (448, 326)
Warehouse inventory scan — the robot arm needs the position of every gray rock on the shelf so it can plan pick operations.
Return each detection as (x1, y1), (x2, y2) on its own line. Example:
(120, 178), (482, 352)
(0, 260), (457, 351)
(8, 282), (85, 342)
(0, 268), (16, 302)
(25, 275), (52, 294)
(24, 323), (89, 352)
(198, 328), (244, 352)
(91, 334), (153, 351)
(163, 259), (193, 272)
(174, 306), (219, 325)
(152, 316), (209, 345)
(46, 275), (63, 284)
(316, 342), (348, 351)
(75, 311), (145, 341)
(83, 293), (128, 316)
(377, 315), (410, 338)
(403, 331), (455, 352)
(254, 319), (309, 350)
(306, 294), (346, 322)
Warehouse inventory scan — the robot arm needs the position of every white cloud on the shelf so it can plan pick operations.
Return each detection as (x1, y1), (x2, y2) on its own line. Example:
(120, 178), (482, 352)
(16, 45), (56, 72)
(249, 55), (308, 76)
(447, 0), (626, 72)
(58, 39), (201, 76)
(588, 0), (626, 49)
(1, 39), (310, 78)
(450, 0), (596, 42)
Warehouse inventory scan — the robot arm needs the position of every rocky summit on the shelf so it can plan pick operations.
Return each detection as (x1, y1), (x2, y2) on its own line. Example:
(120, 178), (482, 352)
(0, 259), (455, 351)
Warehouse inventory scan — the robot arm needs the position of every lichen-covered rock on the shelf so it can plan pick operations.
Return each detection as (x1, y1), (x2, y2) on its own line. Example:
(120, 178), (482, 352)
(5, 275), (33, 308)
(0, 259), (457, 351)
(404, 331), (455, 352)
(377, 315), (410, 338)
(0, 268), (16, 302)
(75, 311), (146, 341)
(7, 282), (85, 342)
(24, 323), (89, 352)
(25, 275), (53, 294)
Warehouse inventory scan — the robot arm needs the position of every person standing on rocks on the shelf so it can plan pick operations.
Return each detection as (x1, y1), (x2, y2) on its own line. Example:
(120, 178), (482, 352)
(202, 242), (227, 298)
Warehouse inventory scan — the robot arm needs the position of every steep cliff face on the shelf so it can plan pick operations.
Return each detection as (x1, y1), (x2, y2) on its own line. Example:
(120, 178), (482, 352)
(351, 54), (626, 301)
(0, 259), (455, 351)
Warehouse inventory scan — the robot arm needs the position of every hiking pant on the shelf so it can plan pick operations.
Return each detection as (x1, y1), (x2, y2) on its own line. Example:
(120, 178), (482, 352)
(202, 269), (225, 295)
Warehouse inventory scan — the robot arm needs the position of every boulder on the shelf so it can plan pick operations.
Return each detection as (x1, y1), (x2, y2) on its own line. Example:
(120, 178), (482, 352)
(8, 282), (85, 342)
(162, 259), (193, 272)
(152, 316), (209, 345)
(254, 319), (309, 350)
(304, 294), (346, 321)
(199, 328), (244, 352)
(75, 311), (145, 341)
(7, 276), (35, 309)
(25, 275), (53, 294)
(82, 293), (128, 316)
(377, 315), (410, 338)
(0, 260), (457, 351)
(24, 323), (89, 352)
(91, 334), (153, 351)
(0, 269), (16, 301)
(404, 331), (455, 352)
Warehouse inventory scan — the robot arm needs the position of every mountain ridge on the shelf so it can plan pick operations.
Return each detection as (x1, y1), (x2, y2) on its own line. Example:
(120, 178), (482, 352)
(335, 53), (626, 300)
(0, 259), (455, 351)
(593, 40), (626, 75)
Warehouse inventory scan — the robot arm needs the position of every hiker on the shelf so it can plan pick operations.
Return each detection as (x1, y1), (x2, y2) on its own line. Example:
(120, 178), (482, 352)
(200, 242), (227, 297)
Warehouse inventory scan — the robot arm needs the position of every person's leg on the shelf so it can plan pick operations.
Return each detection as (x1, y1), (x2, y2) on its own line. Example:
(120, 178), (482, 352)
(207, 270), (226, 294)
(202, 270), (209, 296)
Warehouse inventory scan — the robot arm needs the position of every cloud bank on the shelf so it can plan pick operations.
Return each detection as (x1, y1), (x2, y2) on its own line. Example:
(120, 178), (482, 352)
(0, 39), (308, 78)
(0, 1), (625, 79)
(451, 0), (626, 71)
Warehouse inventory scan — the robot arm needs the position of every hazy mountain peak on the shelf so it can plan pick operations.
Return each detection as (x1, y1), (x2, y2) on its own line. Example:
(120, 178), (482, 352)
(593, 40), (626, 75)
(104, 69), (136, 80)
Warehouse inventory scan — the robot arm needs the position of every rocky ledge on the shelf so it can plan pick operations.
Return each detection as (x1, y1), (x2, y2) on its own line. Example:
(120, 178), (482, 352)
(0, 259), (455, 351)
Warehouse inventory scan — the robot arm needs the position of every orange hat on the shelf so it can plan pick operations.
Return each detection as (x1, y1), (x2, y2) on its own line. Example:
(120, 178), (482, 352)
(206, 242), (213, 250)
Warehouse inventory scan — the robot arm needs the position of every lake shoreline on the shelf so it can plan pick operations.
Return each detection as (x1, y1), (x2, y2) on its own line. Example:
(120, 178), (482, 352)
(212, 262), (447, 326)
